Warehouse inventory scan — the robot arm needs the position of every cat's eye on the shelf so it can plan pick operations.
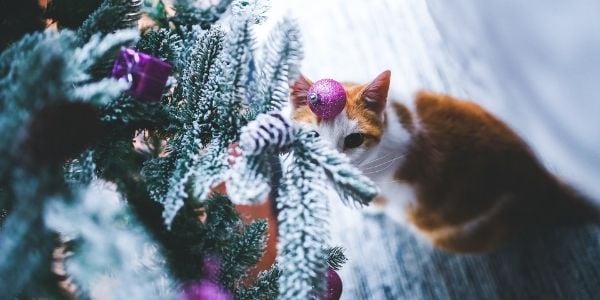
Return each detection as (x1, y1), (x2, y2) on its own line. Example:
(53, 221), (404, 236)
(343, 133), (365, 149)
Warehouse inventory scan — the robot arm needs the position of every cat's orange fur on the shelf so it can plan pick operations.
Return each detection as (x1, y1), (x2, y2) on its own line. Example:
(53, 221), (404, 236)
(291, 71), (598, 253)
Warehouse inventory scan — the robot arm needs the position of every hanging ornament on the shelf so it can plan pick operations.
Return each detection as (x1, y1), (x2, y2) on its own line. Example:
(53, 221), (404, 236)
(201, 255), (221, 280)
(307, 79), (347, 120)
(181, 255), (232, 300)
(181, 280), (233, 300)
(323, 267), (343, 300)
(111, 47), (172, 103)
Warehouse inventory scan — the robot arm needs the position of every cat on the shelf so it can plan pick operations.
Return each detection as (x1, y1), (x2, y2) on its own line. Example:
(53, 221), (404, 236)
(290, 70), (599, 253)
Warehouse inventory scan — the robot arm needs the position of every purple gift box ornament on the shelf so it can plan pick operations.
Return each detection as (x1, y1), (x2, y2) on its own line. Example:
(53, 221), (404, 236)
(111, 47), (172, 103)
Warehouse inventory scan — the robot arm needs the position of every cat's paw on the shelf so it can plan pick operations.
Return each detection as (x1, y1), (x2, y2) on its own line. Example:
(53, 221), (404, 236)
(362, 196), (387, 216)
(363, 196), (407, 223)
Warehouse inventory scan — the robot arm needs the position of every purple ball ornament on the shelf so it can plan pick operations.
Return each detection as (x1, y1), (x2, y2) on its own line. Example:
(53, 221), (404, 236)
(324, 267), (343, 300)
(111, 47), (172, 103)
(307, 79), (347, 120)
(181, 280), (233, 300)
(201, 255), (221, 280)
(181, 255), (232, 300)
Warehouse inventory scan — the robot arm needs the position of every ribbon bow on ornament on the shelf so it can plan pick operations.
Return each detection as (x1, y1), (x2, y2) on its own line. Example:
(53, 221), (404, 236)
(111, 47), (172, 103)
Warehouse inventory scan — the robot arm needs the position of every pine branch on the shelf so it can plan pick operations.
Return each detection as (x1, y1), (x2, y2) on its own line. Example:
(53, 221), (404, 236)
(100, 94), (172, 125)
(70, 29), (139, 82)
(326, 246), (348, 271)
(296, 128), (379, 207)
(249, 18), (303, 117)
(144, 16), (254, 226)
(155, 127), (200, 227)
(76, 0), (143, 77)
(210, 12), (255, 143)
(77, 0), (143, 42)
(0, 30), (142, 295)
(190, 140), (229, 202)
(92, 133), (170, 251)
(0, 31), (75, 109)
(276, 150), (330, 299)
(228, 113), (377, 298)
(236, 265), (281, 300)
(220, 219), (268, 289)
(172, 27), (224, 121)
(167, 194), (246, 281)
(231, 0), (270, 25)
(170, 0), (233, 30)
(142, 27), (226, 227)
(44, 183), (173, 298)
(227, 154), (272, 204)
(227, 113), (295, 204)
(145, 28), (223, 218)
(238, 113), (296, 156)
(0, 29), (137, 109)
(137, 28), (183, 67)
(0, 0), (336, 298)
(0, 170), (69, 298)
(0, 29), (135, 178)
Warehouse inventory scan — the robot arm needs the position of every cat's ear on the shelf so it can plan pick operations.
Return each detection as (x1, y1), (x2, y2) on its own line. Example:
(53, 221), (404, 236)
(362, 70), (391, 114)
(290, 75), (313, 109)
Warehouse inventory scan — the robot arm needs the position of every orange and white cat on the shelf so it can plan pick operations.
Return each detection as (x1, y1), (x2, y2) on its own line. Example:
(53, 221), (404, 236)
(291, 70), (598, 253)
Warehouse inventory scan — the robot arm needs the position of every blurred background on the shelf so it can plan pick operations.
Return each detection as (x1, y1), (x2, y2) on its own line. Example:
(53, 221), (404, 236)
(258, 0), (600, 199)
(256, 0), (600, 298)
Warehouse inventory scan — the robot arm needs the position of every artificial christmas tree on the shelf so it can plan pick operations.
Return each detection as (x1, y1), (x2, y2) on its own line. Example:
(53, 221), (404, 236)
(0, 0), (377, 299)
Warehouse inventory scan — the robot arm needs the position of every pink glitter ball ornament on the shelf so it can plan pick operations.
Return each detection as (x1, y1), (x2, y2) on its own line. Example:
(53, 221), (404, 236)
(307, 79), (347, 120)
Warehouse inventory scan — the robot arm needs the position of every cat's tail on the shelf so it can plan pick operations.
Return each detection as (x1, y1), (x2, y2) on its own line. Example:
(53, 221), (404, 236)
(539, 178), (600, 227)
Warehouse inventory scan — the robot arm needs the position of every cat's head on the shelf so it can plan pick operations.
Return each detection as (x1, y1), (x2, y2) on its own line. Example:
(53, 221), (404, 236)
(290, 70), (391, 163)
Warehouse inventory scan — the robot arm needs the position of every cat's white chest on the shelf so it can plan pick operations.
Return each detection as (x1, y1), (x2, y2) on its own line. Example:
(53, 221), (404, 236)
(359, 150), (416, 224)
(360, 103), (416, 223)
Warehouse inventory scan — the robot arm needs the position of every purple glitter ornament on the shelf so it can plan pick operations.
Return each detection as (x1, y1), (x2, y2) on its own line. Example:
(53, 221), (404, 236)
(111, 47), (172, 102)
(324, 267), (343, 300)
(307, 79), (347, 120)
(202, 255), (221, 280)
(182, 280), (233, 300)
(179, 255), (232, 300)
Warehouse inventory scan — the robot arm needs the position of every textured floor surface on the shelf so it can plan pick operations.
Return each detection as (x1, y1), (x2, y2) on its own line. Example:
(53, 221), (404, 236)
(259, 0), (600, 299)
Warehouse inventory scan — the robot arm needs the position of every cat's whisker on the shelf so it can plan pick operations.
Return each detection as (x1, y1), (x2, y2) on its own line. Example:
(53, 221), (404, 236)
(361, 156), (403, 171)
(363, 169), (391, 176)
(361, 155), (405, 172)
(370, 179), (407, 184)
(358, 153), (392, 167)
(361, 157), (406, 176)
